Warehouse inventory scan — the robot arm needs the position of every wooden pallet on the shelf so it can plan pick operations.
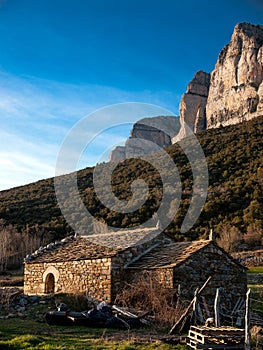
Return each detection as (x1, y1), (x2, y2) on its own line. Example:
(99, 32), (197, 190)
(187, 326), (245, 349)
(187, 337), (245, 349)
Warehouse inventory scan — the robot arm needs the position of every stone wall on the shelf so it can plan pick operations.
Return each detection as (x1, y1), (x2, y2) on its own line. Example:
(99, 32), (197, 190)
(120, 267), (174, 300)
(24, 233), (170, 302)
(125, 244), (247, 309)
(172, 244), (247, 309)
(110, 233), (170, 298)
(24, 237), (247, 309)
(247, 273), (263, 284)
(24, 257), (112, 302)
(154, 268), (174, 288)
(233, 249), (263, 267)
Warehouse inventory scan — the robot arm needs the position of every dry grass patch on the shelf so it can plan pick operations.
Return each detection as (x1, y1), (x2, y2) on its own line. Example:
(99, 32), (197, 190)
(114, 272), (183, 329)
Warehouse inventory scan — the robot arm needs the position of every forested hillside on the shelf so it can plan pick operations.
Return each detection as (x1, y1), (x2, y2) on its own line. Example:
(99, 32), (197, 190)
(0, 116), (262, 247)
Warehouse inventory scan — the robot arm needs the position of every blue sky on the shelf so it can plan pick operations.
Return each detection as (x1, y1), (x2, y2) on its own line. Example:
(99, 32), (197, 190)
(0, 0), (263, 190)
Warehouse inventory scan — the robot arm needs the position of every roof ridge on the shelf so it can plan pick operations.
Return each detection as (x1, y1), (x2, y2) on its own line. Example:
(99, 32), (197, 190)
(81, 226), (158, 238)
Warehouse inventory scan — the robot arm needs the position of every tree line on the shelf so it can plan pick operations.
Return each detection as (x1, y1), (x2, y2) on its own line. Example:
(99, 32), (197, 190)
(0, 116), (262, 269)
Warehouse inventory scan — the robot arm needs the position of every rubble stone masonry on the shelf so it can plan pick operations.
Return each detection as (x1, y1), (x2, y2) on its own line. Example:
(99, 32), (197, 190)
(24, 258), (112, 302)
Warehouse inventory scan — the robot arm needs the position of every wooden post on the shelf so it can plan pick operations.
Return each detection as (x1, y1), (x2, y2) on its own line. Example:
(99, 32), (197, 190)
(214, 288), (220, 327)
(175, 284), (181, 314)
(177, 284), (181, 298)
(245, 289), (251, 350)
(193, 288), (198, 314)
(192, 288), (199, 326)
(169, 276), (212, 334)
(192, 288), (205, 324)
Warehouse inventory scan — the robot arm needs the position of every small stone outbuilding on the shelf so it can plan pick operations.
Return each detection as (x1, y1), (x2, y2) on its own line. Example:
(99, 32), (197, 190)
(24, 228), (247, 307)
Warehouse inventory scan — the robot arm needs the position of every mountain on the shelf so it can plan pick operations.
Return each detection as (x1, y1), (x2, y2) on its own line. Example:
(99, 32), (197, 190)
(111, 22), (263, 155)
(178, 22), (263, 137)
(0, 116), (262, 245)
(0, 22), (262, 266)
(206, 22), (263, 127)
(173, 70), (210, 141)
(110, 116), (179, 161)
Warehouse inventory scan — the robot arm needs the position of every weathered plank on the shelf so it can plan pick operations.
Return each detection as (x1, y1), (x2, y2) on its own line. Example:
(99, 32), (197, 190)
(244, 289), (251, 350)
(187, 337), (245, 349)
(214, 288), (220, 327)
(169, 276), (212, 334)
(187, 326), (245, 349)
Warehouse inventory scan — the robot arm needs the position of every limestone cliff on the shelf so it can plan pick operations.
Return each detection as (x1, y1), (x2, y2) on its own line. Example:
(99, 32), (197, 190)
(206, 22), (263, 128)
(110, 116), (179, 161)
(172, 71), (210, 142)
(174, 22), (263, 140)
(110, 22), (263, 158)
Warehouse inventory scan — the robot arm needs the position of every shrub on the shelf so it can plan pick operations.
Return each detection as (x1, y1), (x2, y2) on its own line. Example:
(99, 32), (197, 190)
(216, 225), (243, 252)
(114, 272), (180, 328)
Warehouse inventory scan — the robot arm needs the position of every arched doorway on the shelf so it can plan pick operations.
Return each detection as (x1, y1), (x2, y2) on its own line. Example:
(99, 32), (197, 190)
(45, 273), (55, 294)
(43, 266), (59, 294)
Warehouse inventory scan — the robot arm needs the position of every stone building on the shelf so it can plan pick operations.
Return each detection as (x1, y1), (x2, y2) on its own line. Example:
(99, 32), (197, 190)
(24, 228), (247, 307)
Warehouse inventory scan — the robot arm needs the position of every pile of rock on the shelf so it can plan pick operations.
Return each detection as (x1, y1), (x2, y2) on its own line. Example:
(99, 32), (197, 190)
(0, 287), (51, 320)
(233, 249), (263, 267)
(247, 274), (263, 285)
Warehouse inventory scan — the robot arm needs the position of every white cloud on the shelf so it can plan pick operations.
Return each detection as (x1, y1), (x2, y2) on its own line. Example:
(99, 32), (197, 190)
(0, 151), (55, 190)
(0, 70), (180, 190)
(0, 130), (57, 190)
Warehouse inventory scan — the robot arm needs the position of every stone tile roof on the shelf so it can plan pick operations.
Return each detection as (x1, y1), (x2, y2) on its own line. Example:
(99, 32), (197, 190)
(25, 227), (161, 264)
(86, 227), (160, 250)
(25, 237), (118, 264)
(126, 240), (213, 269)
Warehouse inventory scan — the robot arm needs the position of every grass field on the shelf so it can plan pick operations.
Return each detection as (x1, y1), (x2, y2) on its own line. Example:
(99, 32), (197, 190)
(0, 278), (188, 350)
(247, 267), (263, 274)
(2, 266), (263, 349)
(0, 318), (187, 350)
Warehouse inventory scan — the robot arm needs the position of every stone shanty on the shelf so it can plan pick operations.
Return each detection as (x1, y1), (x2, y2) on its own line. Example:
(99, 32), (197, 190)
(24, 228), (247, 307)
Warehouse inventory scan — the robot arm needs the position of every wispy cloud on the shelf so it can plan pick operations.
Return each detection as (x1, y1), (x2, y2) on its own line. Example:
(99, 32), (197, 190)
(0, 70), (180, 190)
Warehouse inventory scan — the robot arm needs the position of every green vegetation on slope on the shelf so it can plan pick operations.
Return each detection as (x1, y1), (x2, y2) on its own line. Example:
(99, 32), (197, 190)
(0, 116), (262, 245)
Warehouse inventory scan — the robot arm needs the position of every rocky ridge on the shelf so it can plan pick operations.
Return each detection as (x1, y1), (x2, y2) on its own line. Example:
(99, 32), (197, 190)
(110, 116), (179, 161)
(110, 22), (263, 160)
(172, 70), (210, 142)
(206, 22), (263, 128)
(176, 22), (263, 139)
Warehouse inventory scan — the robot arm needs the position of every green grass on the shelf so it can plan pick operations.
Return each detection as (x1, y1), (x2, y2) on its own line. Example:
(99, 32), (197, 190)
(247, 267), (263, 274)
(248, 284), (263, 289)
(0, 318), (187, 350)
(247, 285), (263, 317)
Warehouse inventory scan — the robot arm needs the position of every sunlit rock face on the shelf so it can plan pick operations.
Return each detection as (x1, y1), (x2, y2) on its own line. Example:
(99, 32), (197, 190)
(172, 70), (210, 143)
(110, 116), (179, 161)
(110, 22), (263, 152)
(206, 22), (263, 128)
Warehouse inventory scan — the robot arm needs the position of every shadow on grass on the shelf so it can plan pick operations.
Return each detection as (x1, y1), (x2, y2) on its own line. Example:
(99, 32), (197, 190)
(0, 318), (187, 350)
